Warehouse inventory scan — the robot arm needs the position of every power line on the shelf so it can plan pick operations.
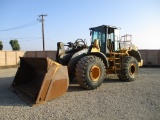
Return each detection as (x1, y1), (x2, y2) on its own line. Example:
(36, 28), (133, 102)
(38, 14), (48, 51)
(2, 39), (40, 43)
(1, 37), (42, 43)
(0, 20), (39, 31)
(10, 37), (42, 39)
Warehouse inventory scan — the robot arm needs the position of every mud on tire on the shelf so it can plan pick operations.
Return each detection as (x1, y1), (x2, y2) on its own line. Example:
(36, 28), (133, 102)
(75, 55), (106, 90)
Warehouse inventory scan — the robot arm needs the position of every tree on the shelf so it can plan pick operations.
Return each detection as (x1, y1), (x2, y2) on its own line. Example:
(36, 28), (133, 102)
(9, 39), (20, 50)
(0, 41), (3, 50)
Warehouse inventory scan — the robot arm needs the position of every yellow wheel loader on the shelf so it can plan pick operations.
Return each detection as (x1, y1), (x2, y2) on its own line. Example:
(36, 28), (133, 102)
(10, 25), (143, 106)
(57, 25), (143, 89)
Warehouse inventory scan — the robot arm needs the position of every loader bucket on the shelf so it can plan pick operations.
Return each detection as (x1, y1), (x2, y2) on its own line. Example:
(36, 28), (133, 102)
(10, 57), (69, 106)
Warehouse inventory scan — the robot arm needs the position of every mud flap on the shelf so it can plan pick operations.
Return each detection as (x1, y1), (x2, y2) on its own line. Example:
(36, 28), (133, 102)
(10, 57), (69, 106)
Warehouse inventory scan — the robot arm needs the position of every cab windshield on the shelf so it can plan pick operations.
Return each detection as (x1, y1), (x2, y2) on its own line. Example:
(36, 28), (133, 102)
(91, 27), (106, 52)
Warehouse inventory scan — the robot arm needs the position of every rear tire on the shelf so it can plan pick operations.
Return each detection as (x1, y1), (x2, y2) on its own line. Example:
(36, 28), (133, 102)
(119, 56), (139, 82)
(75, 55), (106, 90)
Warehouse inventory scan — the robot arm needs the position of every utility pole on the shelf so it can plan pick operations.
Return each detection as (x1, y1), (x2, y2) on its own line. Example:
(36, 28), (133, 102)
(38, 14), (47, 51)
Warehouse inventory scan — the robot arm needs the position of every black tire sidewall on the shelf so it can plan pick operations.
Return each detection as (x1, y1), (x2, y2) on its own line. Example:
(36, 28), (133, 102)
(85, 57), (105, 88)
(75, 55), (106, 89)
(127, 57), (138, 79)
(122, 56), (139, 81)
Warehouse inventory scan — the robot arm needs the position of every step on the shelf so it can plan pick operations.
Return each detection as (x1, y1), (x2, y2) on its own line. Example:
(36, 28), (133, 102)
(115, 68), (121, 70)
(108, 58), (120, 60)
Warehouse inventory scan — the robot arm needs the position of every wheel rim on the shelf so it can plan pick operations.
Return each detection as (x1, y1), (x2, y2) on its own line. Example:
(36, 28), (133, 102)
(129, 63), (136, 75)
(89, 65), (101, 81)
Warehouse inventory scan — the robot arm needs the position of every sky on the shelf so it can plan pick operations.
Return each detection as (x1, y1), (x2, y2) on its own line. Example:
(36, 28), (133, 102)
(0, 0), (160, 51)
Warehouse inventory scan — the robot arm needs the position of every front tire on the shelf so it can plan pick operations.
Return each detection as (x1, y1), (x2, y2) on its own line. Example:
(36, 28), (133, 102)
(119, 56), (139, 82)
(75, 55), (106, 90)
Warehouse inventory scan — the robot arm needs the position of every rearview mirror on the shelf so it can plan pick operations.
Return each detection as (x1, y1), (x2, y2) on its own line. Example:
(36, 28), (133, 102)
(90, 30), (92, 36)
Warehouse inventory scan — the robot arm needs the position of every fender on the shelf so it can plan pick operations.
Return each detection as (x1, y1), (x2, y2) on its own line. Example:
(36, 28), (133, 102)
(87, 52), (109, 69)
(68, 48), (109, 75)
(128, 50), (142, 62)
(67, 48), (89, 74)
(128, 50), (143, 66)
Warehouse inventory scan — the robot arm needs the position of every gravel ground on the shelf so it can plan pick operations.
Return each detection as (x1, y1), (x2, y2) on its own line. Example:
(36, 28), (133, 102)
(0, 67), (160, 120)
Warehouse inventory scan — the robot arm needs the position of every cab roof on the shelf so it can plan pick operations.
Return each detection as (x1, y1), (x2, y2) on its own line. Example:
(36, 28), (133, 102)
(89, 25), (120, 30)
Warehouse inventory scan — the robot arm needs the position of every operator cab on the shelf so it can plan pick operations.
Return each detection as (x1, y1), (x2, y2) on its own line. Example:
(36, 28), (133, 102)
(90, 25), (120, 53)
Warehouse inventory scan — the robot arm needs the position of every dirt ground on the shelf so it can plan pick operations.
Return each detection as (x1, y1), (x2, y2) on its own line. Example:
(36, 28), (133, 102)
(0, 67), (160, 120)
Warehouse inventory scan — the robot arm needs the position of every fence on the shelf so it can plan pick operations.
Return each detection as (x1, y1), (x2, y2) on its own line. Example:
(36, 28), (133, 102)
(0, 51), (25, 66)
(139, 49), (160, 66)
(0, 51), (57, 67)
(0, 50), (160, 67)
(24, 51), (57, 60)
